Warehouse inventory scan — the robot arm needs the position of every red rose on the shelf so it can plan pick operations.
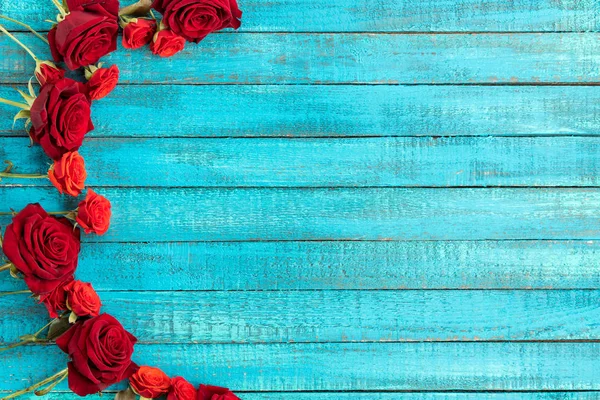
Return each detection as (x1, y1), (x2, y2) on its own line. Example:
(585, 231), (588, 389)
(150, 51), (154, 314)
(121, 18), (157, 49)
(48, 151), (87, 197)
(35, 61), (65, 85)
(39, 276), (74, 318)
(48, 0), (120, 70)
(150, 28), (185, 57)
(130, 366), (172, 398)
(64, 280), (102, 317)
(152, 0), (241, 43)
(197, 385), (240, 400)
(30, 78), (94, 160)
(168, 377), (197, 400)
(56, 314), (138, 396)
(86, 65), (120, 100)
(2, 204), (80, 294)
(76, 189), (112, 235)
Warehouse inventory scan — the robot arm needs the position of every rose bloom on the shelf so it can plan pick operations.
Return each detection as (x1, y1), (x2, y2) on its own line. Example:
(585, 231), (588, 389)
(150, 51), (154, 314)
(131, 366), (172, 398)
(122, 18), (157, 49)
(150, 28), (186, 57)
(2, 204), (80, 294)
(168, 377), (197, 400)
(30, 78), (94, 160)
(64, 280), (102, 317)
(49, 0), (119, 70)
(86, 65), (120, 100)
(56, 314), (138, 396)
(76, 189), (112, 235)
(48, 151), (87, 197)
(35, 61), (65, 85)
(197, 385), (240, 400)
(39, 276), (73, 318)
(152, 0), (241, 43)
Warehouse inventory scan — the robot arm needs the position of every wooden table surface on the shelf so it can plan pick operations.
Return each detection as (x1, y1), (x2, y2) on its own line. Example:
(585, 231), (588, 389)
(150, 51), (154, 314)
(1, 0), (600, 398)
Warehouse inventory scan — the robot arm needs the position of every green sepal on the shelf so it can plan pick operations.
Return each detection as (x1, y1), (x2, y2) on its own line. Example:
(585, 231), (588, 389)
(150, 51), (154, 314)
(16, 89), (35, 107)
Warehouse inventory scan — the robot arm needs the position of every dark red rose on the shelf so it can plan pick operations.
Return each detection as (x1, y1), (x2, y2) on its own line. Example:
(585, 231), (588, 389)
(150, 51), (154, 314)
(64, 280), (102, 317)
(150, 28), (185, 57)
(121, 17), (157, 49)
(197, 385), (240, 400)
(76, 189), (112, 235)
(86, 65), (119, 100)
(30, 78), (94, 160)
(152, 0), (241, 43)
(39, 276), (74, 318)
(48, 0), (120, 70)
(35, 61), (65, 85)
(2, 204), (80, 295)
(130, 366), (171, 398)
(168, 377), (197, 400)
(48, 151), (87, 197)
(56, 314), (138, 396)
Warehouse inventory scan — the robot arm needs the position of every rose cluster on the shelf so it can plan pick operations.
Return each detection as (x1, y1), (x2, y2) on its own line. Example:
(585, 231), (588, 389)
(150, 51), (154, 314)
(129, 366), (240, 400)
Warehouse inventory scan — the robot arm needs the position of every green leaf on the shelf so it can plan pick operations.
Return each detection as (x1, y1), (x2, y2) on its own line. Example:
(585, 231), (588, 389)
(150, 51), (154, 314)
(47, 314), (71, 341)
(115, 387), (136, 400)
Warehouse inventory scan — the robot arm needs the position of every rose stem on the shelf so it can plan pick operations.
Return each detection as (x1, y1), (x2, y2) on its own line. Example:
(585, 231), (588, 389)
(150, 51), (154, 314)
(0, 172), (47, 179)
(0, 290), (30, 297)
(0, 318), (56, 352)
(0, 263), (12, 272)
(2, 368), (68, 399)
(0, 16), (49, 44)
(0, 98), (29, 109)
(0, 24), (38, 60)
(34, 370), (69, 396)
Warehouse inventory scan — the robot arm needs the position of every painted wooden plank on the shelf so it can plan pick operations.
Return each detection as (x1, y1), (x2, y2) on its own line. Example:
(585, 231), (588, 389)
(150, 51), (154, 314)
(32, 392), (600, 400)
(2, 85), (599, 137)
(2, 0), (599, 32)
(3, 33), (600, 84)
(1, 187), (600, 242)
(2, 343), (600, 391)
(3, 290), (600, 344)
(3, 136), (600, 187)
(1, 240), (597, 292)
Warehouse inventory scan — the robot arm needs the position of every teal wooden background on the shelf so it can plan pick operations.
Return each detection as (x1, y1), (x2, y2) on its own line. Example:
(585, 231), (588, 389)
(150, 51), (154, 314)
(1, 0), (600, 398)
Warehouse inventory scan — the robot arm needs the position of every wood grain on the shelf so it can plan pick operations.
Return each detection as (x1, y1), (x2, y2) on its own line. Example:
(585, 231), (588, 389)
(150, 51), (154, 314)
(2, 33), (600, 84)
(1, 0), (598, 32)
(2, 290), (600, 344)
(2, 343), (600, 391)
(2, 187), (600, 242)
(3, 136), (600, 187)
(1, 240), (596, 292)
(3, 85), (600, 138)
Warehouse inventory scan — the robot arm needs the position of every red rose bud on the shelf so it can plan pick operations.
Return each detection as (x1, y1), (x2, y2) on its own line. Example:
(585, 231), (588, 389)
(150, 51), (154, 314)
(150, 28), (185, 58)
(197, 385), (240, 400)
(76, 189), (112, 235)
(39, 276), (74, 318)
(85, 64), (119, 100)
(48, 0), (120, 70)
(121, 17), (157, 49)
(48, 151), (87, 197)
(2, 204), (81, 295)
(56, 314), (138, 396)
(30, 78), (94, 160)
(35, 60), (65, 85)
(168, 377), (197, 400)
(152, 0), (241, 43)
(130, 366), (172, 398)
(64, 280), (102, 318)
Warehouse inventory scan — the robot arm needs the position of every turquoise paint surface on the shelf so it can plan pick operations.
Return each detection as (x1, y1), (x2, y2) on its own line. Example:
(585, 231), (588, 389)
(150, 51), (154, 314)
(0, 0), (599, 398)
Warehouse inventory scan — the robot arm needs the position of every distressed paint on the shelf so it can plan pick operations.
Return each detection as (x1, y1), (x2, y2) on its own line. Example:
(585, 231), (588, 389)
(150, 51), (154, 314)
(2, 0), (599, 32)
(2, 33), (600, 84)
(3, 136), (600, 187)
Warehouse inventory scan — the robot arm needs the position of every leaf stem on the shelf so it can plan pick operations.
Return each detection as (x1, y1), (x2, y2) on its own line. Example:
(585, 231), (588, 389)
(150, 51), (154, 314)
(0, 290), (30, 297)
(0, 24), (38, 60)
(0, 98), (29, 110)
(0, 172), (47, 179)
(0, 263), (12, 272)
(2, 368), (68, 399)
(0, 16), (49, 44)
